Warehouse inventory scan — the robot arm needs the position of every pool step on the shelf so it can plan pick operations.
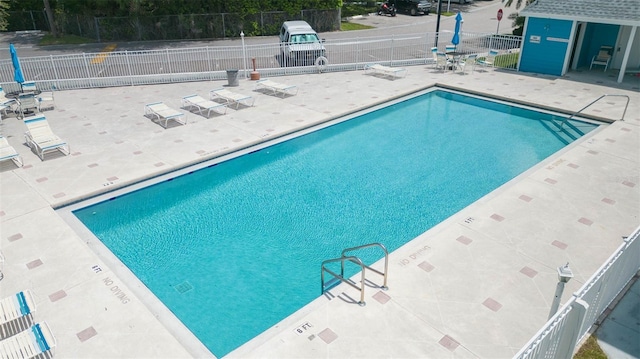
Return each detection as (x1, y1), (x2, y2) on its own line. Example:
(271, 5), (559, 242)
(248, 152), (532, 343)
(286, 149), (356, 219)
(539, 118), (586, 145)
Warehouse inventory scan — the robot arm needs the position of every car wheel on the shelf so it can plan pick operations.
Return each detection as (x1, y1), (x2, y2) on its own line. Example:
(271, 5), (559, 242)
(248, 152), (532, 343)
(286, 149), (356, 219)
(410, 7), (417, 16)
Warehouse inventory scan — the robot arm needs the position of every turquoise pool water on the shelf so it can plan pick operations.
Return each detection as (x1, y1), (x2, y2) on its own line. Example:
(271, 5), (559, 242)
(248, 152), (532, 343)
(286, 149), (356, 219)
(73, 90), (597, 357)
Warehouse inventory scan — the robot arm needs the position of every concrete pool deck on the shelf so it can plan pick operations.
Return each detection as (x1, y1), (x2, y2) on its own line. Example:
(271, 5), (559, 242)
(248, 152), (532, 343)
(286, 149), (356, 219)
(0, 65), (638, 358)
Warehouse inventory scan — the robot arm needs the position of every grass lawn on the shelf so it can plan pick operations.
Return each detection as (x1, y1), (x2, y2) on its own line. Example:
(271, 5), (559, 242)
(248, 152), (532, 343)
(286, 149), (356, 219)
(40, 34), (96, 45)
(574, 335), (607, 359)
(341, 22), (375, 31)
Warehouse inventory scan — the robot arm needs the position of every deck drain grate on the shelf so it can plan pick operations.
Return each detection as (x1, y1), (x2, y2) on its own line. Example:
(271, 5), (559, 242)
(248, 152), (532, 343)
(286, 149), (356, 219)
(174, 281), (194, 294)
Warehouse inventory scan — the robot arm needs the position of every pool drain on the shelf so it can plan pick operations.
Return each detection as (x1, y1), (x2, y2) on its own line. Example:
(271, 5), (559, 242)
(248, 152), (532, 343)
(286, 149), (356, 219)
(173, 281), (193, 294)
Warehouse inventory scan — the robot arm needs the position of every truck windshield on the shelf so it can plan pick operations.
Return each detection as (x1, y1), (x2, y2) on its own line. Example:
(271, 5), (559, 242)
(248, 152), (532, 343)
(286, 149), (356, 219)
(290, 34), (320, 44)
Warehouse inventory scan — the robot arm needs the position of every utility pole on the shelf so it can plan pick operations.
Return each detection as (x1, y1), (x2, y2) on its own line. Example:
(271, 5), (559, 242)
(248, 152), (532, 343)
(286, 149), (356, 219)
(435, 0), (443, 47)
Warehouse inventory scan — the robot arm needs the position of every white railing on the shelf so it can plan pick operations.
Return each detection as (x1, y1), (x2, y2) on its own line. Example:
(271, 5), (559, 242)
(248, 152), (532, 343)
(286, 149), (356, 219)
(514, 225), (640, 359)
(0, 31), (521, 93)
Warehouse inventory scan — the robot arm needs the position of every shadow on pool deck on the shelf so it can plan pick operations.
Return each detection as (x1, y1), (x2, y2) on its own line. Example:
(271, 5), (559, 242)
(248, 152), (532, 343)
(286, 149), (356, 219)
(0, 65), (638, 358)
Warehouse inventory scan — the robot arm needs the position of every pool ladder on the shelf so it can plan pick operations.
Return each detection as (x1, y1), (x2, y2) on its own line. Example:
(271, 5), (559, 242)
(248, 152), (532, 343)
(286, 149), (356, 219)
(320, 242), (389, 306)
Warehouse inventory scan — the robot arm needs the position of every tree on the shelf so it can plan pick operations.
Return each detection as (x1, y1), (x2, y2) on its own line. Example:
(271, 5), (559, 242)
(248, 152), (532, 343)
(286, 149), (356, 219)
(43, 0), (57, 37)
(501, 0), (533, 36)
(0, 0), (9, 31)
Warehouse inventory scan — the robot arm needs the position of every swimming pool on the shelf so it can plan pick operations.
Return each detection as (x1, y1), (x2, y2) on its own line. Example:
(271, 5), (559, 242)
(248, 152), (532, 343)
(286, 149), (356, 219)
(70, 89), (598, 357)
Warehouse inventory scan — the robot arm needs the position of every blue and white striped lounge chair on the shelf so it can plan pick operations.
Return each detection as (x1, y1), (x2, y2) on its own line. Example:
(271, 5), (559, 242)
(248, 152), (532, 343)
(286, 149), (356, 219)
(181, 94), (227, 118)
(0, 136), (23, 167)
(0, 290), (36, 339)
(0, 322), (56, 359)
(23, 115), (70, 160)
(144, 102), (187, 128)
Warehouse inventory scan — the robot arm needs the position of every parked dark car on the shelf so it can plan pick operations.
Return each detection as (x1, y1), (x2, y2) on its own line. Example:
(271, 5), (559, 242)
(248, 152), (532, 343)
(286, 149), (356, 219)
(393, 0), (431, 15)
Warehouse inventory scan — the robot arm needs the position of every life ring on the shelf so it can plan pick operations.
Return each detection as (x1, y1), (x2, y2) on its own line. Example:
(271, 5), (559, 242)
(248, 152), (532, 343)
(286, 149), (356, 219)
(315, 56), (329, 73)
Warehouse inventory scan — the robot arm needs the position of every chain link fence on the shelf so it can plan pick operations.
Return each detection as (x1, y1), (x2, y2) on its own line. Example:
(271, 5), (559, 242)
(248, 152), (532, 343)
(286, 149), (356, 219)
(6, 10), (340, 42)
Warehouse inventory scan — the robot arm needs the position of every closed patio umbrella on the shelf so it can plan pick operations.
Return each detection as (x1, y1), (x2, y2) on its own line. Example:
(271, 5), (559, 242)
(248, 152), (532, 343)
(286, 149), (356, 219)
(9, 43), (25, 86)
(451, 12), (463, 51)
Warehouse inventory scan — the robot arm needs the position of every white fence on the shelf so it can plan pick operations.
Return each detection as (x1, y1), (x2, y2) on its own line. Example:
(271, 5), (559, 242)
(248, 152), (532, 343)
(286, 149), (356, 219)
(0, 31), (521, 93)
(514, 225), (640, 359)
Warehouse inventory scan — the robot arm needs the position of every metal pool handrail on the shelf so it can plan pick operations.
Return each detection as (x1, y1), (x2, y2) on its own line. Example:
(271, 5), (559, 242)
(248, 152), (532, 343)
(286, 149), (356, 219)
(321, 256), (367, 306)
(562, 94), (630, 128)
(320, 242), (390, 307)
(341, 242), (389, 290)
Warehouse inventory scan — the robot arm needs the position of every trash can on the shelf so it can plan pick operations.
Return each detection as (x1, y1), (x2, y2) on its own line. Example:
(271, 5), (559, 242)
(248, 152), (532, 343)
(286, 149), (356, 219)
(226, 69), (239, 87)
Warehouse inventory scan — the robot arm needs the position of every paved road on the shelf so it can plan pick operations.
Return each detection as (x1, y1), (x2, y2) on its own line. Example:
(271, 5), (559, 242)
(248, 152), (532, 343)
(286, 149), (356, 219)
(0, 0), (518, 60)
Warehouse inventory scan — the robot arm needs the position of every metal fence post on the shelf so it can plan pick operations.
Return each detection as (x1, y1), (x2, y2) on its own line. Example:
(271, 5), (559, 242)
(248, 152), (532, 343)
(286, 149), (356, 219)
(50, 55), (59, 86)
(82, 53), (93, 88)
(166, 49), (172, 78)
(94, 17), (101, 43)
(126, 51), (133, 86)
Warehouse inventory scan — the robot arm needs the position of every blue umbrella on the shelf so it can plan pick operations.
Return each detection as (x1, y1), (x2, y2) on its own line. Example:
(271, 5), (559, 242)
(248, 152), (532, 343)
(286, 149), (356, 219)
(451, 12), (463, 49)
(9, 43), (25, 84)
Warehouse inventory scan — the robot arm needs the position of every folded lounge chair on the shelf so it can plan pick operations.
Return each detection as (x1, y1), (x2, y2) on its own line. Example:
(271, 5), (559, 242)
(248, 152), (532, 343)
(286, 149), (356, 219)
(0, 136), (23, 167)
(0, 322), (56, 359)
(364, 64), (408, 79)
(590, 45), (613, 71)
(254, 79), (298, 97)
(0, 290), (36, 339)
(181, 94), (227, 117)
(210, 88), (255, 109)
(23, 115), (70, 160)
(144, 102), (187, 128)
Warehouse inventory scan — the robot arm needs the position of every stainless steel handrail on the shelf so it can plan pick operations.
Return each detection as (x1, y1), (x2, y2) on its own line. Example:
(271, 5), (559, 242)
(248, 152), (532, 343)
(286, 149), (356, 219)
(321, 256), (367, 306)
(320, 242), (390, 307)
(341, 242), (389, 290)
(562, 94), (630, 128)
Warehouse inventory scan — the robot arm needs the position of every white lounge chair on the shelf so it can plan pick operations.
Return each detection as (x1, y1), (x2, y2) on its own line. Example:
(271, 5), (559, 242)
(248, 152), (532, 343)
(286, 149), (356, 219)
(0, 322), (56, 359)
(590, 46), (613, 71)
(23, 115), (70, 160)
(0, 290), (36, 339)
(255, 79), (298, 97)
(181, 94), (227, 117)
(364, 64), (408, 79)
(210, 88), (255, 109)
(144, 102), (187, 128)
(0, 136), (23, 167)
(445, 44), (457, 53)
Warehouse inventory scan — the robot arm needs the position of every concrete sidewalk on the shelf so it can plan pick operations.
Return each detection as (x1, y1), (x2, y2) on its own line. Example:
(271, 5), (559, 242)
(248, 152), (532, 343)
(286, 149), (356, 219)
(0, 65), (638, 358)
